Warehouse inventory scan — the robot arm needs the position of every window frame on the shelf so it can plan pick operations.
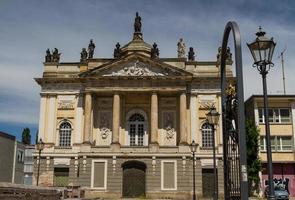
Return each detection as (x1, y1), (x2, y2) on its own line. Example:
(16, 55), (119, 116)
(161, 160), (177, 191)
(201, 122), (214, 148)
(258, 108), (291, 124)
(91, 159), (108, 190)
(260, 136), (293, 152)
(58, 121), (72, 147)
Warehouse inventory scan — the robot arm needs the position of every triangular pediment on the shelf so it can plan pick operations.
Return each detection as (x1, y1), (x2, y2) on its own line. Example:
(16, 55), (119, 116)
(80, 54), (192, 78)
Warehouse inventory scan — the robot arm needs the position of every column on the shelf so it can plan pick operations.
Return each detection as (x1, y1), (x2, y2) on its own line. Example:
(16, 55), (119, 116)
(112, 93), (120, 144)
(150, 92), (158, 145)
(83, 92), (92, 144)
(180, 92), (187, 145)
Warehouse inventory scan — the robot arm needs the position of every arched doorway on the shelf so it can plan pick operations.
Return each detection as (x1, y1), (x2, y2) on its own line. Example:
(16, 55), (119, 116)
(122, 160), (146, 198)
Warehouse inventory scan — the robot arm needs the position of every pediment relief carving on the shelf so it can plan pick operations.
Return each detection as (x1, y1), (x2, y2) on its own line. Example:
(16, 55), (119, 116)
(80, 54), (192, 78)
(102, 60), (182, 77)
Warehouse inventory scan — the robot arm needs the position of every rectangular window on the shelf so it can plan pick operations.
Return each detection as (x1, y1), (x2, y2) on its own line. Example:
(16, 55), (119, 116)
(91, 160), (107, 189)
(258, 108), (292, 124)
(17, 149), (24, 163)
(258, 109), (264, 123)
(280, 136), (292, 151)
(273, 109), (280, 123)
(161, 160), (177, 190)
(261, 136), (293, 152)
(268, 109), (274, 123)
(280, 109), (291, 123)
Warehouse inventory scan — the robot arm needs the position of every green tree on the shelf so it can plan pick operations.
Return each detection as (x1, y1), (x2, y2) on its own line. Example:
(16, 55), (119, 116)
(22, 127), (31, 145)
(35, 130), (39, 144)
(246, 119), (261, 196)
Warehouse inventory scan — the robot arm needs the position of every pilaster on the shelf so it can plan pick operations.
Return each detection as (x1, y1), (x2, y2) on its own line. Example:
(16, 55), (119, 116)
(180, 92), (187, 145)
(150, 92), (158, 145)
(83, 92), (92, 144)
(112, 93), (121, 147)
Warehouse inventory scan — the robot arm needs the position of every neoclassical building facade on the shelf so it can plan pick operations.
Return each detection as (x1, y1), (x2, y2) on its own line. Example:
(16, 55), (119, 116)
(34, 14), (233, 199)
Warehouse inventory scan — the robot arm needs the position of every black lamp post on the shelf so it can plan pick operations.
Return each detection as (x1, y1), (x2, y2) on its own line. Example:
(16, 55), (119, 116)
(36, 138), (45, 186)
(247, 26), (276, 200)
(190, 140), (197, 200)
(206, 107), (220, 200)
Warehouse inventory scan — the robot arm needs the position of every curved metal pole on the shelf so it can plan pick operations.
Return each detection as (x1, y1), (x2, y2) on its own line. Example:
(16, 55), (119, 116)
(220, 21), (248, 200)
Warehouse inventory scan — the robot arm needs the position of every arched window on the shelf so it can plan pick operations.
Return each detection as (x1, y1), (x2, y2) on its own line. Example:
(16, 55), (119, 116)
(128, 113), (145, 146)
(201, 122), (213, 148)
(59, 121), (72, 147)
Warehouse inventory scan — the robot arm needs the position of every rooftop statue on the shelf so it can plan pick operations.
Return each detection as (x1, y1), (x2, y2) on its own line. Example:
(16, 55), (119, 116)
(177, 38), (185, 58)
(88, 39), (95, 59)
(217, 46), (232, 62)
(134, 12), (142, 33)
(52, 48), (61, 62)
(188, 47), (195, 61)
(80, 48), (88, 62)
(45, 48), (52, 62)
(113, 42), (121, 59)
(151, 42), (159, 59)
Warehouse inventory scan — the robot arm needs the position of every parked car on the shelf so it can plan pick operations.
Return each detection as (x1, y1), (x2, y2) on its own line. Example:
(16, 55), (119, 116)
(265, 185), (289, 200)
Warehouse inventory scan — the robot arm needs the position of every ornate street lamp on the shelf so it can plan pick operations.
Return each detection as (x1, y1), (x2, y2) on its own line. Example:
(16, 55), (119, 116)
(206, 107), (220, 200)
(247, 27), (276, 200)
(36, 138), (45, 186)
(190, 140), (197, 200)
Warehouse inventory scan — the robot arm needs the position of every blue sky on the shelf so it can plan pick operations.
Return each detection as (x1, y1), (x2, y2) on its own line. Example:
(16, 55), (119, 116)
(0, 0), (294, 142)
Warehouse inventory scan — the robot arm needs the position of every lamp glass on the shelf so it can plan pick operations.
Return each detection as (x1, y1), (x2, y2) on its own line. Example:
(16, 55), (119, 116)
(206, 108), (220, 126)
(247, 28), (276, 66)
(190, 140), (197, 153)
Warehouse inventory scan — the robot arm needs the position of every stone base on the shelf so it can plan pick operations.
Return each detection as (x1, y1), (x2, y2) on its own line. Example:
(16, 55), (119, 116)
(178, 144), (190, 152)
(149, 143), (159, 152)
(111, 142), (121, 151)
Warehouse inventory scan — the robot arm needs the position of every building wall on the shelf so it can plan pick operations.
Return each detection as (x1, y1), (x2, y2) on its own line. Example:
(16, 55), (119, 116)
(14, 142), (25, 184)
(0, 133), (15, 182)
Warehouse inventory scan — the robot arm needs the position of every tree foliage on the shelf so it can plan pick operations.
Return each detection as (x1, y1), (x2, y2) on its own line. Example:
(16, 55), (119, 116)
(22, 127), (31, 145)
(35, 130), (39, 144)
(246, 119), (261, 196)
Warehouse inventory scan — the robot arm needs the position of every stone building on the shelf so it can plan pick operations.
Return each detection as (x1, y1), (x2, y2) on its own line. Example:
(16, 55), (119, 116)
(0, 131), (25, 184)
(34, 13), (233, 199)
(245, 95), (295, 197)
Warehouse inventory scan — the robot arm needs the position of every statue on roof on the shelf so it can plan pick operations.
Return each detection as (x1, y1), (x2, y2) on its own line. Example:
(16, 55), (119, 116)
(52, 48), (61, 62)
(134, 12), (142, 33)
(113, 42), (121, 59)
(88, 39), (95, 59)
(80, 48), (88, 62)
(151, 42), (159, 59)
(45, 48), (52, 62)
(217, 46), (233, 62)
(177, 38), (185, 58)
(188, 47), (195, 61)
